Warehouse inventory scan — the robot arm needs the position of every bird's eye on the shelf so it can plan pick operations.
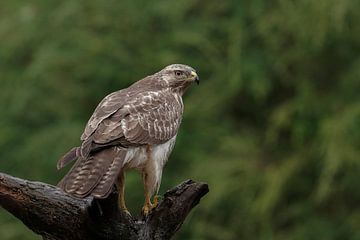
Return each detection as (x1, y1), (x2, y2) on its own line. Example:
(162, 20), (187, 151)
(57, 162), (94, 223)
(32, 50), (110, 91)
(175, 71), (183, 77)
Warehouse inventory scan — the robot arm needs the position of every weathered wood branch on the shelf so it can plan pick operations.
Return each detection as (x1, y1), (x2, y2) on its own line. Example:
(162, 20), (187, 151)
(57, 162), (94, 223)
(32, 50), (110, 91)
(0, 172), (208, 240)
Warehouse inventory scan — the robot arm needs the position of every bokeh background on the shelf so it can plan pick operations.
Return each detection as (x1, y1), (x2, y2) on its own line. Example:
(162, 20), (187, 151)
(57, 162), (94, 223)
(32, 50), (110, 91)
(1, 1), (360, 239)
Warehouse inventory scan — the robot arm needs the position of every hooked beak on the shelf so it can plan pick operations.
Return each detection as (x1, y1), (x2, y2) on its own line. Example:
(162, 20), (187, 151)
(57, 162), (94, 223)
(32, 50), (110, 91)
(191, 71), (200, 85)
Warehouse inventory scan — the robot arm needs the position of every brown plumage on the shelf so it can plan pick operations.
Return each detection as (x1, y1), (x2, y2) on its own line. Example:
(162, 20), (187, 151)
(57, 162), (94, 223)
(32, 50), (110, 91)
(57, 64), (199, 215)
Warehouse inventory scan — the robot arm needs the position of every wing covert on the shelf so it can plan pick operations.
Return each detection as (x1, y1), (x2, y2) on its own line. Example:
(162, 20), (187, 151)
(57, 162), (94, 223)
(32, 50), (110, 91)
(81, 90), (127, 141)
(121, 91), (183, 145)
(91, 90), (183, 147)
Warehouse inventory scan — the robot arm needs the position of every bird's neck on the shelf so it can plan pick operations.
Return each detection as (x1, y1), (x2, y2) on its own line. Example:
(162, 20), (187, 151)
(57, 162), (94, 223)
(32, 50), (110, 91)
(169, 81), (192, 96)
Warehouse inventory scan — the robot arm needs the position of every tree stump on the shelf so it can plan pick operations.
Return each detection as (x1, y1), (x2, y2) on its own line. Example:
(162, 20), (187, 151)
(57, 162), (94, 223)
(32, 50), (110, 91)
(0, 173), (208, 240)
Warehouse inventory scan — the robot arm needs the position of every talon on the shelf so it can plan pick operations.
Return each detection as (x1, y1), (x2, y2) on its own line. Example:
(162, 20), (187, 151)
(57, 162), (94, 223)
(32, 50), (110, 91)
(121, 207), (131, 216)
(142, 203), (152, 216)
(152, 195), (160, 208)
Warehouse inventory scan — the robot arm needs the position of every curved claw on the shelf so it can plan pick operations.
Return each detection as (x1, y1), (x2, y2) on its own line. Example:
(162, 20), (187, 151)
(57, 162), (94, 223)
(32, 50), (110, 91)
(121, 207), (131, 216)
(142, 195), (161, 216)
(142, 204), (152, 216)
(153, 195), (160, 208)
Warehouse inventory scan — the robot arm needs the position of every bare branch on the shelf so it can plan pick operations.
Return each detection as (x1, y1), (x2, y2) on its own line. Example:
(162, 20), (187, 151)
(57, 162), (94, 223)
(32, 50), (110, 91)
(0, 173), (208, 240)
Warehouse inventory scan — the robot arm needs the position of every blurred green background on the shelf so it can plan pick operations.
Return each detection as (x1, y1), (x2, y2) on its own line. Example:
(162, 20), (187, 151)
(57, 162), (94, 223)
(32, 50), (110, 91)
(1, 0), (360, 239)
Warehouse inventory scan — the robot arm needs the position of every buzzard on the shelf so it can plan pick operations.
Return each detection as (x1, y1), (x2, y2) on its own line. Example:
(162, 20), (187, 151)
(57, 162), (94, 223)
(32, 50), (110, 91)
(57, 64), (199, 215)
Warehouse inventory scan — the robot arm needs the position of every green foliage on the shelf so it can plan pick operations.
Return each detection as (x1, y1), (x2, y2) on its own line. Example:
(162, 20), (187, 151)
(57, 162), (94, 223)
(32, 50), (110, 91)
(0, 0), (359, 239)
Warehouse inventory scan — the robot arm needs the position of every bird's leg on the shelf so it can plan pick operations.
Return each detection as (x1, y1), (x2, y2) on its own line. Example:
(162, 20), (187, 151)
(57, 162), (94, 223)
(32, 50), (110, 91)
(117, 170), (130, 215)
(142, 171), (153, 216)
(142, 145), (158, 216)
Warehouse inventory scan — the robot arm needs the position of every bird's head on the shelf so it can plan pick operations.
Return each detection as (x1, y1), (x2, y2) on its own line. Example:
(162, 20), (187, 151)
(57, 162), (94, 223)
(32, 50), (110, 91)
(156, 64), (199, 94)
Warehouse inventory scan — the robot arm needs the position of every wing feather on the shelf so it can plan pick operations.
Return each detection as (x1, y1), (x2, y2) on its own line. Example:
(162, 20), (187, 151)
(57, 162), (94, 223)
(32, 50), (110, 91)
(81, 90), (126, 141)
(120, 91), (183, 145)
(88, 90), (183, 148)
(80, 76), (155, 141)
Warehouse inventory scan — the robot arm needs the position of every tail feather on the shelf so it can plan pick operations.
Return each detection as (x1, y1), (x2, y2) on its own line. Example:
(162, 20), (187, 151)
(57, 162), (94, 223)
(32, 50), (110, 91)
(57, 154), (83, 190)
(91, 149), (127, 198)
(57, 147), (79, 170)
(58, 147), (126, 198)
(64, 155), (108, 196)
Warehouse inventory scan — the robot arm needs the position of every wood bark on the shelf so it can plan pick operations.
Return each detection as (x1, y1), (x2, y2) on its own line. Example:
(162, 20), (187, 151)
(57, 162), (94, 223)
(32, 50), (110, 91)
(0, 172), (208, 240)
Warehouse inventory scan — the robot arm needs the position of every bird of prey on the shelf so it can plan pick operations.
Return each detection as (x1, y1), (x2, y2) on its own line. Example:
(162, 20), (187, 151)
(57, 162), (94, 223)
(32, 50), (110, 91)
(57, 64), (199, 215)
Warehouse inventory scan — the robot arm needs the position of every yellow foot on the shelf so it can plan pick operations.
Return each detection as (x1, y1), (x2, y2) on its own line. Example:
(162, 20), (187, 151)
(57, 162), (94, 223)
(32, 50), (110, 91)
(142, 196), (161, 216)
(142, 203), (152, 216)
(153, 195), (160, 208)
(121, 207), (131, 216)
